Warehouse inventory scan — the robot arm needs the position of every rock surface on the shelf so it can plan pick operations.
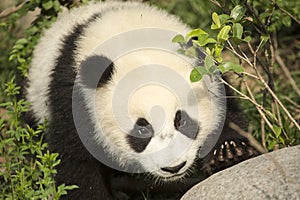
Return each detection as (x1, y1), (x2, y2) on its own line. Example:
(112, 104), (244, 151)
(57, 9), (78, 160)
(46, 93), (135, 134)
(181, 145), (300, 200)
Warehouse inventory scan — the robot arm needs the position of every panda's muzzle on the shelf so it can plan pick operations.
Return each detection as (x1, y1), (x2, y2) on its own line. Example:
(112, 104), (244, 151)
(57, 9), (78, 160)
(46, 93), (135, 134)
(161, 161), (187, 174)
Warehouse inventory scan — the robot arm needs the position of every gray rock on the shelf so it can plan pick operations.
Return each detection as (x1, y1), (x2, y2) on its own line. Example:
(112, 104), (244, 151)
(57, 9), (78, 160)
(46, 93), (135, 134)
(181, 145), (300, 200)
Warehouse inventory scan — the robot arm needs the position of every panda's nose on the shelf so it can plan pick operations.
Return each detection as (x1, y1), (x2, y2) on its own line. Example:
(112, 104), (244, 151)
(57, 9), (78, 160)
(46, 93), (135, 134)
(161, 161), (186, 174)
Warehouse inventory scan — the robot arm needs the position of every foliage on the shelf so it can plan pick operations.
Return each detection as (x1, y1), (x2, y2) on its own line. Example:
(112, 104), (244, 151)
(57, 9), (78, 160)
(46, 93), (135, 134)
(0, 78), (78, 199)
(172, 0), (300, 151)
(149, 0), (221, 29)
(0, 0), (79, 199)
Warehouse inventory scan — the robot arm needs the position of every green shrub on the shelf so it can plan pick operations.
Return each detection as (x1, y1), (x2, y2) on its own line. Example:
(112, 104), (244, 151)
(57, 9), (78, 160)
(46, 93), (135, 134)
(1, 0), (78, 199)
(171, 0), (300, 151)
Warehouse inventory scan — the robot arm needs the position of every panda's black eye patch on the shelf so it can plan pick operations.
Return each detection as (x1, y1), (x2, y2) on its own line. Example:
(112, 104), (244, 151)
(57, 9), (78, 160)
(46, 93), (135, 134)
(174, 110), (199, 139)
(127, 118), (154, 153)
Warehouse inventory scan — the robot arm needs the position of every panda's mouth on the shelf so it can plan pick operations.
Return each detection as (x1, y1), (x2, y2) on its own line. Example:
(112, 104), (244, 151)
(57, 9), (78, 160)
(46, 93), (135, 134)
(158, 171), (186, 182)
(155, 161), (187, 180)
(160, 161), (187, 174)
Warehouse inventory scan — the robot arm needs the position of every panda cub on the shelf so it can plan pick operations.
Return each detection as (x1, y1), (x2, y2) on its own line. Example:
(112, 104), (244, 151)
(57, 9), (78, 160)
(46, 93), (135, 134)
(25, 1), (258, 199)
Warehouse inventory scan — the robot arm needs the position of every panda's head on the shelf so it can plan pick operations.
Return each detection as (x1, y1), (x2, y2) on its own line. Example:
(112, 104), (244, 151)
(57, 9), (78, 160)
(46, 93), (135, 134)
(77, 48), (224, 181)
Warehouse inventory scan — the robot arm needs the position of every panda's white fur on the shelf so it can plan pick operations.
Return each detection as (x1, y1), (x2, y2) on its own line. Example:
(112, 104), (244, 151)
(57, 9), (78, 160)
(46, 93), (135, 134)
(91, 50), (215, 178)
(26, 1), (226, 197)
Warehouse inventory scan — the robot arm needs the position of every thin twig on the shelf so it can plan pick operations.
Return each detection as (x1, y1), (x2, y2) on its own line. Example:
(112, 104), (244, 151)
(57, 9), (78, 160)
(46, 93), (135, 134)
(244, 2), (268, 34)
(221, 78), (263, 111)
(268, 35), (275, 72)
(275, 52), (300, 98)
(0, 1), (29, 18)
(274, 99), (290, 140)
(228, 41), (300, 132)
(209, 0), (222, 9)
(237, 45), (249, 61)
(284, 96), (300, 109)
(247, 42), (300, 131)
(228, 122), (267, 154)
(275, 3), (300, 25)
(261, 116), (266, 149)
(256, 72), (300, 131)
(221, 77), (279, 137)
(266, 2), (276, 28)
(252, 40), (270, 146)
(243, 80), (277, 137)
(226, 41), (252, 65)
(241, 72), (259, 80)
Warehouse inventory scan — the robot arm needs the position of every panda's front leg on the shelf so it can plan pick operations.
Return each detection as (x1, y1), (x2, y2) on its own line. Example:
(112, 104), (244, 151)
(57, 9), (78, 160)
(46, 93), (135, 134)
(55, 157), (113, 200)
(46, 124), (113, 200)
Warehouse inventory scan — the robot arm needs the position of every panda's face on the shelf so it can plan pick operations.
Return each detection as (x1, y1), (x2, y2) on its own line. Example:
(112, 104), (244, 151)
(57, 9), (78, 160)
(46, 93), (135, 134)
(93, 50), (214, 180)
(124, 85), (201, 179)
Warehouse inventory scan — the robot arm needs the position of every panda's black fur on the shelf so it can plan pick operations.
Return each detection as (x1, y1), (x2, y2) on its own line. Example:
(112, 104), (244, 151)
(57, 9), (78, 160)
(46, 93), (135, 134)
(25, 2), (259, 199)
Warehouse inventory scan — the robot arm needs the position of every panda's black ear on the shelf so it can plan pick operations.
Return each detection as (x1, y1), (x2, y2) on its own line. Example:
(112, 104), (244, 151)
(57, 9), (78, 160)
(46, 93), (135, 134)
(79, 55), (115, 88)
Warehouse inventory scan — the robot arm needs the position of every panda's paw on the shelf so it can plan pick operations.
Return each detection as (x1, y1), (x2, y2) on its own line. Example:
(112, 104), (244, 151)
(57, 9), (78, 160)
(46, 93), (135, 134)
(198, 138), (259, 175)
(213, 139), (257, 162)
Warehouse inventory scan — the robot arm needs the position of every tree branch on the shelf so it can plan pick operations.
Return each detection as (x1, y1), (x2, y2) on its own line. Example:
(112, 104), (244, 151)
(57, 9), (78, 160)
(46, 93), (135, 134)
(275, 52), (300, 98)
(228, 122), (267, 154)
(275, 4), (300, 25)
(0, 1), (29, 18)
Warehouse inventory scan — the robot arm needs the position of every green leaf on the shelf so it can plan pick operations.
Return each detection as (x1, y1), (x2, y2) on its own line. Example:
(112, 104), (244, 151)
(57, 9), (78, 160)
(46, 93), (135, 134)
(185, 47), (197, 57)
(232, 23), (243, 39)
(42, 1), (53, 11)
(12, 44), (24, 50)
(17, 56), (26, 64)
(194, 37), (217, 47)
(190, 68), (202, 82)
(230, 5), (246, 21)
(211, 23), (219, 30)
(211, 12), (221, 29)
(206, 38), (217, 44)
(217, 25), (231, 42)
(265, 110), (277, 120)
(243, 36), (251, 42)
(279, 136), (286, 145)
(259, 12), (270, 20)
(260, 35), (270, 43)
(214, 45), (224, 62)
(205, 47), (212, 55)
(260, 35), (270, 47)
(64, 185), (79, 190)
(25, 26), (39, 35)
(273, 125), (282, 138)
(219, 14), (231, 25)
(186, 29), (208, 41)
(231, 0), (241, 5)
(16, 38), (28, 45)
(205, 55), (215, 70)
(172, 34), (185, 43)
(218, 62), (244, 73)
(282, 15), (291, 27)
(53, 0), (61, 12)
(193, 34), (209, 46)
(190, 66), (208, 82)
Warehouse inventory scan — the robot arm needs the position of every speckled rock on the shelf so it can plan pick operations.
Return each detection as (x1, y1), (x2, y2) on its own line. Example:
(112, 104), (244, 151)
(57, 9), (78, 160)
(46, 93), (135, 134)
(181, 145), (300, 200)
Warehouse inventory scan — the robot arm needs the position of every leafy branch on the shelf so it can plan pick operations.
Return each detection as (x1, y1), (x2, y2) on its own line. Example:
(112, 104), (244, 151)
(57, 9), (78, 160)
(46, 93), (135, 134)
(172, 2), (300, 151)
